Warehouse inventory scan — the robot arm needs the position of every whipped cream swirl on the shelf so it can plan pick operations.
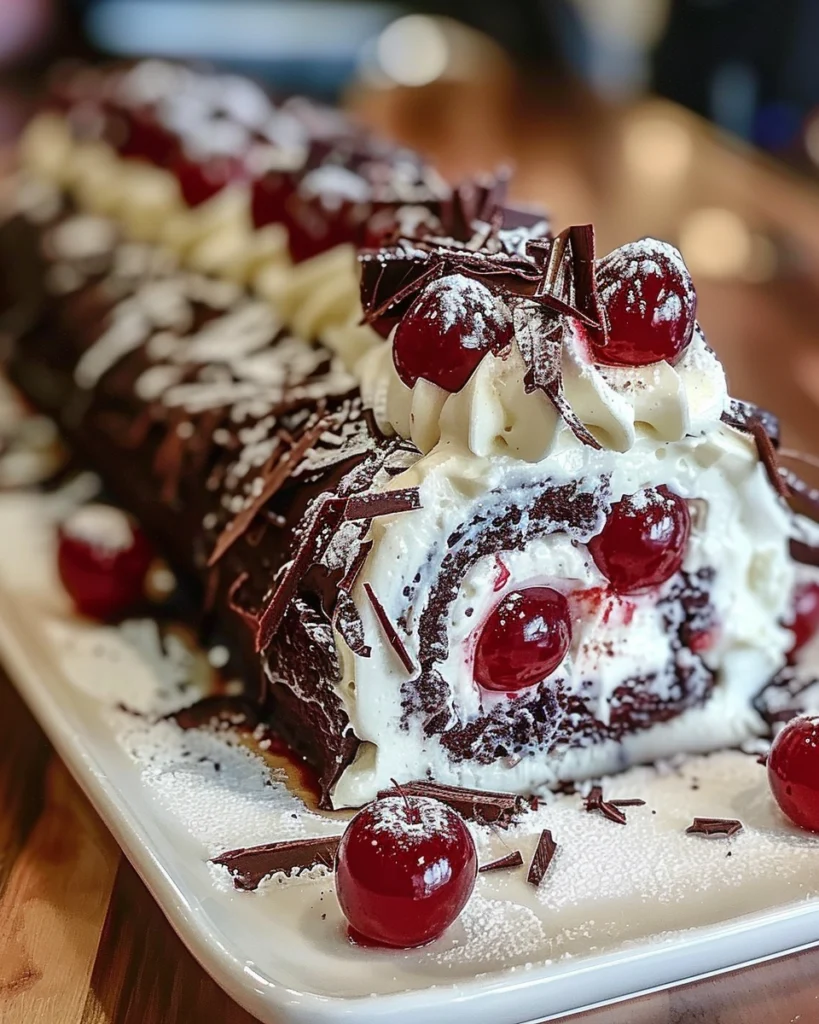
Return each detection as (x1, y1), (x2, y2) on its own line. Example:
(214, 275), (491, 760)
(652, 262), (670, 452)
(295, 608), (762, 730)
(357, 263), (729, 461)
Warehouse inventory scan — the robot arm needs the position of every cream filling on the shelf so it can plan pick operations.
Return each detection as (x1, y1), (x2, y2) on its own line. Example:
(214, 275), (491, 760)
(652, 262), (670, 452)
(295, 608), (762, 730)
(17, 112), (379, 370)
(331, 424), (792, 806)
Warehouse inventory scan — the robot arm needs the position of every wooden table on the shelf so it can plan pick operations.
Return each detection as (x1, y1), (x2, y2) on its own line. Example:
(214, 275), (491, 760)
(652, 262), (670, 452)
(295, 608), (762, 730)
(5, 74), (819, 1022)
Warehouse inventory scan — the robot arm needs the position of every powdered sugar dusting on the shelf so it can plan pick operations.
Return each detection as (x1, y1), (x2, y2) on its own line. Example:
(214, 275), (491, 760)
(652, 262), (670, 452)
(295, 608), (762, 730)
(61, 503), (135, 553)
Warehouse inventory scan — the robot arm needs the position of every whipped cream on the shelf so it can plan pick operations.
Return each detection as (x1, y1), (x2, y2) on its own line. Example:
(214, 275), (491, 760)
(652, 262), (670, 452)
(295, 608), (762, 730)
(332, 423), (793, 805)
(358, 308), (729, 461)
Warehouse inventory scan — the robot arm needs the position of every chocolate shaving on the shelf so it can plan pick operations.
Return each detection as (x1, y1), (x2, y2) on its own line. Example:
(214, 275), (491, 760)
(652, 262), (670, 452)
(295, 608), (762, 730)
(363, 582), (414, 673)
(255, 494), (347, 653)
(749, 419), (789, 499)
(720, 406), (788, 499)
(376, 780), (526, 827)
(756, 753), (768, 766)
(790, 538), (819, 567)
(584, 784), (628, 824)
(344, 487), (421, 521)
(527, 829), (557, 887)
(783, 468), (819, 521)
(212, 836), (341, 891)
(721, 399), (780, 446)
(610, 798), (646, 808)
(226, 572), (259, 630)
(208, 413), (329, 567)
(685, 817), (743, 837)
(478, 851), (524, 873)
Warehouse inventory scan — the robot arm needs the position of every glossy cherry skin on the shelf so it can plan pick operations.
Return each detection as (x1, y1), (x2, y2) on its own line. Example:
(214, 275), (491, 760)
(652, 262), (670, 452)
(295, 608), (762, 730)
(115, 107), (177, 165)
(393, 274), (514, 393)
(172, 152), (245, 208)
(768, 715), (819, 832)
(57, 505), (154, 620)
(589, 486), (691, 594)
(788, 581), (819, 661)
(591, 239), (697, 367)
(474, 587), (572, 693)
(336, 795), (477, 948)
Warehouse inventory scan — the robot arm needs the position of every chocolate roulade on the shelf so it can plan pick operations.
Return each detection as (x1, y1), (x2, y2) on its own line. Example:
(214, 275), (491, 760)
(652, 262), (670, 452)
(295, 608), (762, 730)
(1, 61), (813, 811)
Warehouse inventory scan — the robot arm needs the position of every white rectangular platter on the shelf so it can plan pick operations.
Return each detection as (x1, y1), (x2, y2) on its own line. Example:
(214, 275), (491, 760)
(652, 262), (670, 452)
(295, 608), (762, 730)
(2, 466), (819, 1024)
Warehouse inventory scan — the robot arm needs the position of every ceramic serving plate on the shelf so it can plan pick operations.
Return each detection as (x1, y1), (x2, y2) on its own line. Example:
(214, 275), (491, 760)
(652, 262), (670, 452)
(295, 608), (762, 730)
(1, 446), (819, 1024)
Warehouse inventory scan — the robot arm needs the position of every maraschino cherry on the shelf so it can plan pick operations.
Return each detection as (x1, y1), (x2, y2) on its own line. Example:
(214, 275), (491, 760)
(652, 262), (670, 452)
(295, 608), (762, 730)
(393, 274), (514, 392)
(591, 239), (696, 367)
(57, 504), (154, 620)
(474, 588), (571, 693)
(589, 486), (691, 594)
(335, 794), (477, 948)
(768, 715), (819, 832)
(787, 581), (819, 661)
(172, 152), (245, 208)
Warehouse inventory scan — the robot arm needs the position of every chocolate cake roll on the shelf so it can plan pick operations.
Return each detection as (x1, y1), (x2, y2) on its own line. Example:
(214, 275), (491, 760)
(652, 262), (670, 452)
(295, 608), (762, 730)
(2, 61), (816, 810)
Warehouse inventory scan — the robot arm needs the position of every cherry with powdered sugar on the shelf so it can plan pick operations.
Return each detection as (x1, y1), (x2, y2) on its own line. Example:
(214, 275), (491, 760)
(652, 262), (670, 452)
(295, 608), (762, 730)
(57, 504), (154, 620)
(393, 274), (514, 393)
(591, 239), (697, 367)
(768, 715), (819, 832)
(474, 587), (572, 693)
(589, 486), (691, 594)
(335, 793), (477, 948)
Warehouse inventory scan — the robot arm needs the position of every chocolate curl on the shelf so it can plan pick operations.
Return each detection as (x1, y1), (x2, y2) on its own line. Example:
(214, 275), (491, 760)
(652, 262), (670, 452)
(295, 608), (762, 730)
(363, 582), (414, 673)
(515, 302), (602, 450)
(376, 780), (527, 827)
(479, 851), (524, 873)
(208, 412), (329, 568)
(344, 487), (421, 520)
(213, 836), (340, 891)
(685, 817), (743, 838)
(255, 493), (347, 653)
(527, 829), (557, 886)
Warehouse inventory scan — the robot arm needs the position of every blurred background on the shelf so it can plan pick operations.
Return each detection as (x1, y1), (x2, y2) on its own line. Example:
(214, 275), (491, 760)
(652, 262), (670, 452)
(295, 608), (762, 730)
(3, 0), (819, 447)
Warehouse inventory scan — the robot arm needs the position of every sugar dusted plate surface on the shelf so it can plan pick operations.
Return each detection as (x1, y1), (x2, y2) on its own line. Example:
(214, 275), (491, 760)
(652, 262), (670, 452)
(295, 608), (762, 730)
(2, 465), (819, 1022)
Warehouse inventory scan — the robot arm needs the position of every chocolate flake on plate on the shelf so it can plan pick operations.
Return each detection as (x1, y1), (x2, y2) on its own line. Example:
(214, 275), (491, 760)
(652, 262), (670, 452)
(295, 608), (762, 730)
(527, 829), (557, 887)
(685, 817), (743, 838)
(376, 780), (527, 827)
(583, 785), (628, 824)
(213, 836), (341, 891)
(478, 850), (524, 874)
(363, 582), (414, 673)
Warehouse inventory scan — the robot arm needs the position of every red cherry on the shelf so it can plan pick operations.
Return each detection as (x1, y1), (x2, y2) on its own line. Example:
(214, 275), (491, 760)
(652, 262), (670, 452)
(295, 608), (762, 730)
(116, 108), (177, 165)
(335, 795), (477, 948)
(589, 487), (691, 594)
(474, 588), (571, 693)
(172, 152), (246, 208)
(768, 715), (819, 832)
(250, 172), (295, 229)
(393, 275), (513, 392)
(57, 505), (153, 620)
(788, 581), (819, 661)
(591, 239), (696, 367)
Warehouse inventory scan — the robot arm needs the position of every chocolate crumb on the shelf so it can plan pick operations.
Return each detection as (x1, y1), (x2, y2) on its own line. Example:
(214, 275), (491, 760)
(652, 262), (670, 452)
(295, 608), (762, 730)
(756, 753), (768, 767)
(527, 829), (557, 887)
(478, 851), (524, 874)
